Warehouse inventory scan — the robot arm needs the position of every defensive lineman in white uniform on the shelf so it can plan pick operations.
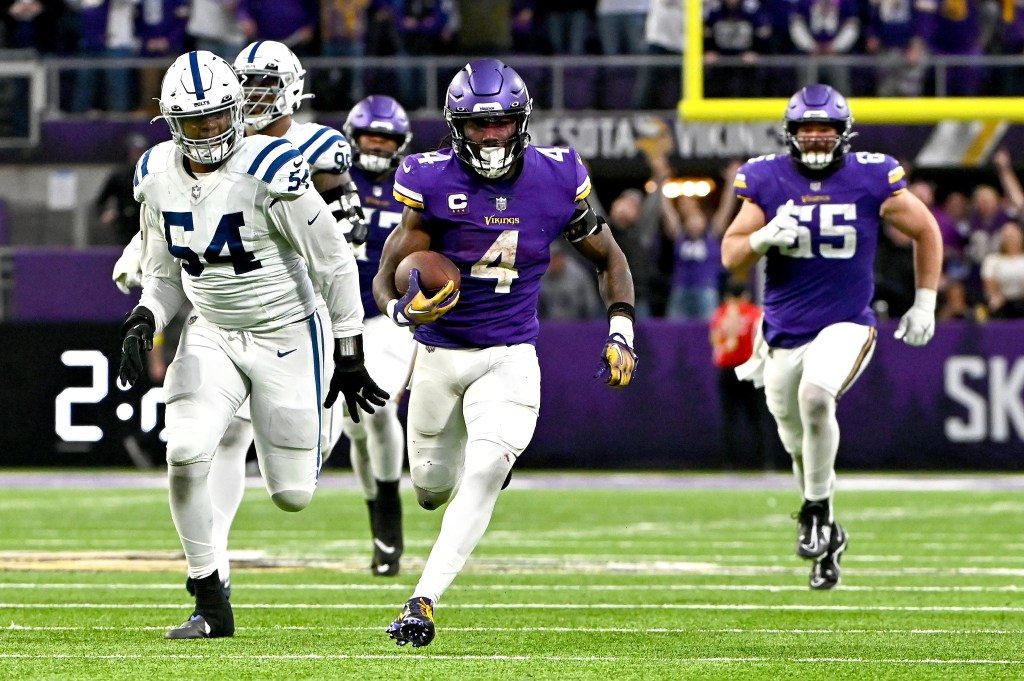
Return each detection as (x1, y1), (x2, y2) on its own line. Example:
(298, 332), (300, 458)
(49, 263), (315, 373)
(118, 50), (387, 639)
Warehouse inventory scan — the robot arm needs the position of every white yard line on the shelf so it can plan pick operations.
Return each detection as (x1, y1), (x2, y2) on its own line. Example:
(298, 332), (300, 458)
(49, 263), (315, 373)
(6, 624), (1024, 635)
(3, 582), (1024, 593)
(2, 602), (1024, 612)
(0, 652), (1020, 665)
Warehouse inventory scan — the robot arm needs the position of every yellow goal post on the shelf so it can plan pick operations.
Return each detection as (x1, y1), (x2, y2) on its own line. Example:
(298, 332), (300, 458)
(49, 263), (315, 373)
(678, 0), (1024, 123)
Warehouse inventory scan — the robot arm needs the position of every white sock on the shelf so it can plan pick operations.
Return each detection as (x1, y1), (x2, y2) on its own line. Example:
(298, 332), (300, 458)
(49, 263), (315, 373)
(208, 416), (253, 581)
(413, 444), (513, 604)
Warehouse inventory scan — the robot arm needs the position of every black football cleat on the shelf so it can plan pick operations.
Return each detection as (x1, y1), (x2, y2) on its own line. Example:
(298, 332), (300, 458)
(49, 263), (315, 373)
(185, 575), (231, 600)
(810, 522), (848, 590)
(795, 499), (832, 559)
(165, 604), (235, 639)
(386, 597), (436, 647)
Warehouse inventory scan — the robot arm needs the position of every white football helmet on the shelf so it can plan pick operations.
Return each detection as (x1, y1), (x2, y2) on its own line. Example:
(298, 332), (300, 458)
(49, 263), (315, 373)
(233, 40), (312, 131)
(159, 51), (244, 165)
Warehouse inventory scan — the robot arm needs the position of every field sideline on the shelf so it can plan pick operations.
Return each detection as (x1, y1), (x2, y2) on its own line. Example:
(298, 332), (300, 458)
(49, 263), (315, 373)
(1, 470), (1022, 680)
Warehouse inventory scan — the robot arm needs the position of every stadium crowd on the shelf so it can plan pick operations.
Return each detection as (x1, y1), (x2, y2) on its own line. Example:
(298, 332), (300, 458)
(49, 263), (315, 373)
(7, 1), (1024, 112)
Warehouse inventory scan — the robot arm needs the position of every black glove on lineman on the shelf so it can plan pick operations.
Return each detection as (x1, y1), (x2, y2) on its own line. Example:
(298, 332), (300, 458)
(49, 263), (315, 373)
(323, 335), (389, 422)
(118, 305), (156, 387)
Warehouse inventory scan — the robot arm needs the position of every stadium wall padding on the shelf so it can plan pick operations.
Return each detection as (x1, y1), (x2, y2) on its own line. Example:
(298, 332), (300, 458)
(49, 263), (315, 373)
(1, 319), (1021, 469)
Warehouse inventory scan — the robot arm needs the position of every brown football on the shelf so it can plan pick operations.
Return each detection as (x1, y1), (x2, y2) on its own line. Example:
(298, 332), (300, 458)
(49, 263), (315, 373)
(395, 250), (461, 296)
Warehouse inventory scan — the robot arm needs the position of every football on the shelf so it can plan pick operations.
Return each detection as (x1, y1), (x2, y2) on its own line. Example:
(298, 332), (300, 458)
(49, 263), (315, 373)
(395, 250), (461, 296)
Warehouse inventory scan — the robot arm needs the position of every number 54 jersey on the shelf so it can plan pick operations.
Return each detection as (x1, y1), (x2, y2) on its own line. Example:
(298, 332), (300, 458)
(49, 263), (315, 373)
(133, 136), (344, 335)
(734, 151), (909, 349)
(394, 146), (592, 348)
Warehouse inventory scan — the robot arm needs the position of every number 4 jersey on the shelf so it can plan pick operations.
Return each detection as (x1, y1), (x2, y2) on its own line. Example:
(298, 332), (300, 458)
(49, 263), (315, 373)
(393, 146), (592, 348)
(734, 152), (908, 348)
(133, 136), (362, 337)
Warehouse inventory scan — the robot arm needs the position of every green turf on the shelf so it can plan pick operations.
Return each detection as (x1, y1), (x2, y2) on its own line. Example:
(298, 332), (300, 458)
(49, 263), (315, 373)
(1, 473), (1022, 680)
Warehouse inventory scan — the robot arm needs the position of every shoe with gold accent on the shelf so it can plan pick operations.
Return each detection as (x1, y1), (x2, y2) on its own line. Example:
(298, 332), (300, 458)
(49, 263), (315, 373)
(386, 597), (436, 647)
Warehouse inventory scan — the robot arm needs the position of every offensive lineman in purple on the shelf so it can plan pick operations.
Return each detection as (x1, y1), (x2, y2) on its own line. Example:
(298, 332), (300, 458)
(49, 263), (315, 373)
(735, 149), (906, 348)
(722, 84), (942, 592)
(374, 58), (636, 648)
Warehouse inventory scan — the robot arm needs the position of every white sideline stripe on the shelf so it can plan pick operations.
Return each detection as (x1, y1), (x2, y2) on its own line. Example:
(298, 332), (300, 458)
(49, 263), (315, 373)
(3, 603), (1024, 612)
(7, 624), (1023, 635)
(4, 582), (1024, 593)
(0, 653), (1019, 665)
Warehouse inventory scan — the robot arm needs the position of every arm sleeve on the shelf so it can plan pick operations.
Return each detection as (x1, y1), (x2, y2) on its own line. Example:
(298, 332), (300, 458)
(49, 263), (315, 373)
(270, 190), (364, 338)
(136, 205), (187, 334)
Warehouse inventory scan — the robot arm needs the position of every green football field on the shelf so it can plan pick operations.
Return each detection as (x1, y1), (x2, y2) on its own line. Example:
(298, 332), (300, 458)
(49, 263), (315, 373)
(1, 471), (1022, 680)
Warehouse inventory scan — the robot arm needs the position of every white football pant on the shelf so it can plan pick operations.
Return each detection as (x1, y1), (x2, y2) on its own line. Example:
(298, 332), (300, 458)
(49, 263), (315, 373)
(762, 322), (876, 503)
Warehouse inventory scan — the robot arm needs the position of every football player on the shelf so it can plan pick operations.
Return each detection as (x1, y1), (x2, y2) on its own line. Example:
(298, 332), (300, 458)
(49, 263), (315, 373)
(340, 94), (418, 577)
(119, 50), (387, 639)
(374, 58), (638, 648)
(722, 84), (943, 589)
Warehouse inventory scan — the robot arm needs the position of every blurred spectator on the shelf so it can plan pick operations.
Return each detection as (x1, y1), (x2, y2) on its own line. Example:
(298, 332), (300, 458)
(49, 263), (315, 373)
(664, 195), (723, 321)
(709, 278), (779, 470)
(760, 0), (799, 96)
(396, 0), (457, 109)
(607, 188), (658, 318)
(453, 0), (511, 56)
(911, 181), (968, 272)
(317, 0), (371, 110)
(917, 0), (999, 96)
(135, 0), (189, 115)
(995, 0), (1024, 94)
(95, 131), (148, 245)
(236, 0), (317, 56)
(538, 239), (603, 320)
(981, 221), (1024, 318)
(631, 0), (682, 109)
(789, 0), (861, 95)
(703, 0), (771, 98)
(595, 0), (646, 55)
(965, 183), (1017, 303)
(512, 0), (543, 54)
(67, 0), (138, 113)
(937, 277), (972, 320)
(4, 0), (63, 52)
(595, 0), (647, 109)
(873, 222), (916, 319)
(864, 0), (928, 96)
(544, 0), (593, 56)
(186, 0), (247, 62)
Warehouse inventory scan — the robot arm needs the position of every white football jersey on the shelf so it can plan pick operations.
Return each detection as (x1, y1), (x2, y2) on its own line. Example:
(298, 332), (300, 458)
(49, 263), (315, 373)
(133, 136), (363, 338)
(284, 120), (352, 175)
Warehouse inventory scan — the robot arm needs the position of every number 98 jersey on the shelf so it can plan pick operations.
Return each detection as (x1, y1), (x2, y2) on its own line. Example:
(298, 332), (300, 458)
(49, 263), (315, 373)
(133, 135), (321, 333)
(393, 145), (592, 348)
(734, 151), (908, 348)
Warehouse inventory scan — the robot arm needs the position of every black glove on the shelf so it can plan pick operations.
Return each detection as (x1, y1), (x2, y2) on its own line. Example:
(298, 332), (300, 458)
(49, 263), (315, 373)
(118, 305), (156, 387)
(341, 181), (368, 246)
(323, 335), (389, 422)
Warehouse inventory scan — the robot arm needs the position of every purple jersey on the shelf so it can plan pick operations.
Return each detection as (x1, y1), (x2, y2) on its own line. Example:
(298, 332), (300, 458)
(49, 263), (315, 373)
(394, 145), (591, 348)
(735, 152), (908, 348)
(350, 165), (405, 318)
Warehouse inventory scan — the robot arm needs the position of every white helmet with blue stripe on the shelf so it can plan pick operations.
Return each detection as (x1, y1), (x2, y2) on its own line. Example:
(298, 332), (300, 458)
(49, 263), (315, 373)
(159, 50), (244, 165)
(233, 40), (311, 131)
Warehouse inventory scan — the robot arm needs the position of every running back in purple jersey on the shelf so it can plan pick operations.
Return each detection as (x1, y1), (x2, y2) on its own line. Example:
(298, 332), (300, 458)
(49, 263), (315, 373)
(350, 164), (405, 318)
(393, 145), (591, 348)
(735, 151), (909, 348)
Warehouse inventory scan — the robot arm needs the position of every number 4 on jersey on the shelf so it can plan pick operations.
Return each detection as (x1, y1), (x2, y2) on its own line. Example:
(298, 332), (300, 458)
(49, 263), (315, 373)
(472, 230), (519, 293)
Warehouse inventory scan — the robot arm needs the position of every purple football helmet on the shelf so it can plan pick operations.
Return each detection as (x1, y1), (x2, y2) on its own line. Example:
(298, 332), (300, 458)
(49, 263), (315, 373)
(783, 84), (855, 171)
(343, 95), (412, 174)
(444, 59), (532, 179)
